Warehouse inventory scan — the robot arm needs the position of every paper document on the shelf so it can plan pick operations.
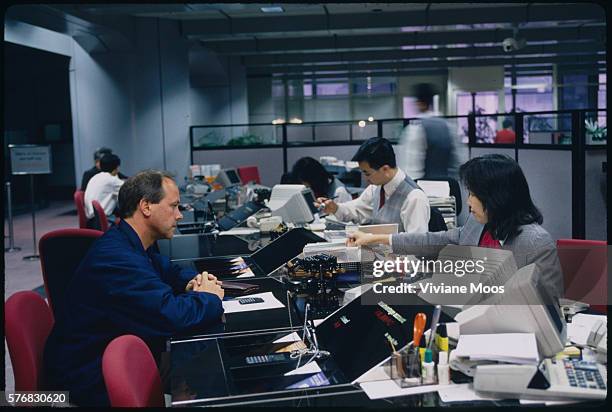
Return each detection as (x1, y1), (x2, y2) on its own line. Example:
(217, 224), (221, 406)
(222, 292), (285, 314)
(219, 227), (260, 236)
(454, 333), (539, 364)
(285, 361), (322, 376)
(566, 313), (607, 346)
(437, 383), (501, 403)
(273, 332), (302, 343)
(418, 180), (450, 197)
(360, 380), (443, 400)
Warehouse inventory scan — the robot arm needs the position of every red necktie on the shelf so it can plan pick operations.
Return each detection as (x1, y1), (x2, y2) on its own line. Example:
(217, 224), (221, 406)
(379, 186), (386, 209)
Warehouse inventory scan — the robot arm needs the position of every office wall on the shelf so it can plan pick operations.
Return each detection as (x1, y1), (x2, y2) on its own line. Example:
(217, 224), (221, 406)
(7, 16), (250, 185)
(247, 76), (274, 124)
(585, 149), (607, 240)
(192, 148), (284, 187)
(518, 150), (573, 241)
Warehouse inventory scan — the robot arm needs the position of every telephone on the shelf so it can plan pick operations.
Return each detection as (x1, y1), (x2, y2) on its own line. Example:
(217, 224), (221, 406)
(473, 358), (607, 401)
(586, 319), (607, 364)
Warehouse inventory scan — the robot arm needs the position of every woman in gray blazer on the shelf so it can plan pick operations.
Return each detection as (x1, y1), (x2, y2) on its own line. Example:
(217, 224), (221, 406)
(348, 154), (563, 299)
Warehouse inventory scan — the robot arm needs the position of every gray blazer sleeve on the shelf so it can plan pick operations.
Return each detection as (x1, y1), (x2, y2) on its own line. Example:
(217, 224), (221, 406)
(390, 227), (462, 256)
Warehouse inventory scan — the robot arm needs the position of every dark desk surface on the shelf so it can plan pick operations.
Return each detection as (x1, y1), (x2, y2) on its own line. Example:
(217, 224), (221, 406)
(158, 233), (266, 260)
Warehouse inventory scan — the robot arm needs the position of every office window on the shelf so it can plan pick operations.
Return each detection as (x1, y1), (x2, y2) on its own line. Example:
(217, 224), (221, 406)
(456, 91), (498, 143)
(504, 75), (553, 113)
(316, 82), (349, 97)
(352, 77), (396, 96)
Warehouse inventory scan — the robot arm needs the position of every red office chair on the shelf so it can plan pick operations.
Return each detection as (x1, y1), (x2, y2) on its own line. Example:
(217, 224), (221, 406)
(5, 291), (55, 391)
(237, 166), (261, 185)
(102, 335), (164, 407)
(39, 228), (103, 318)
(73, 190), (88, 229)
(557, 239), (607, 314)
(91, 200), (110, 232)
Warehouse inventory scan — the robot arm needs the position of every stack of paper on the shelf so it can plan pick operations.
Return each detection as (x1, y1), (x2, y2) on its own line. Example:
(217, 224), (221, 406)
(566, 313), (607, 346)
(454, 333), (539, 364)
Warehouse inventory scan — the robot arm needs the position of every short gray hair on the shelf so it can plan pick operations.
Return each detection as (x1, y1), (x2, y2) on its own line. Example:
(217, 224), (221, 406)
(117, 170), (175, 218)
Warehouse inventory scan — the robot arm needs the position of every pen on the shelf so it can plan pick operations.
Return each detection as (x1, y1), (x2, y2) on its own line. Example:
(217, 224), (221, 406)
(426, 305), (442, 351)
(317, 196), (339, 211)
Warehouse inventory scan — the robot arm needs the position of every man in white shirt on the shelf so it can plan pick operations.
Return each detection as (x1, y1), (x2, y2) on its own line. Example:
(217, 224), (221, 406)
(316, 137), (430, 233)
(397, 83), (459, 180)
(84, 154), (124, 221)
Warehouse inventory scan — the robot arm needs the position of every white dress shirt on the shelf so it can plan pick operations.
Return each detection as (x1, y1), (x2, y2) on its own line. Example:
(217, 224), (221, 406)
(397, 110), (459, 180)
(333, 185), (353, 203)
(333, 169), (430, 233)
(84, 172), (124, 219)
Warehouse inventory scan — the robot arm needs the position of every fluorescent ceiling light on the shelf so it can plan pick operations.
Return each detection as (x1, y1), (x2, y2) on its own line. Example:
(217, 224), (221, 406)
(261, 6), (284, 13)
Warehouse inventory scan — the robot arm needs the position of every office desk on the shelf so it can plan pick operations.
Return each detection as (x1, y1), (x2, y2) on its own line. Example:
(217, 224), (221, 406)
(158, 233), (262, 260)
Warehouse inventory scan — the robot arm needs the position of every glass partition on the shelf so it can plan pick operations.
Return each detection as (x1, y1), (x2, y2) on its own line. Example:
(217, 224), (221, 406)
(522, 113), (572, 145)
(192, 125), (282, 148)
(382, 120), (406, 143)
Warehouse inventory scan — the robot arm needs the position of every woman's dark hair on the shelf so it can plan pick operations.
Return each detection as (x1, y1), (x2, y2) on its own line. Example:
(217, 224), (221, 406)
(291, 157), (332, 197)
(351, 137), (396, 169)
(459, 154), (542, 240)
(117, 169), (174, 218)
(99, 154), (120, 173)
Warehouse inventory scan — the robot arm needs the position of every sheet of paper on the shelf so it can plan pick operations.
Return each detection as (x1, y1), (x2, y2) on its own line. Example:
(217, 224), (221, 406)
(236, 271), (255, 278)
(418, 180), (450, 197)
(285, 361), (322, 376)
(360, 380), (443, 400)
(222, 292), (285, 314)
(454, 333), (539, 364)
(219, 227), (260, 236)
(437, 383), (501, 403)
(273, 332), (302, 343)
(566, 313), (607, 345)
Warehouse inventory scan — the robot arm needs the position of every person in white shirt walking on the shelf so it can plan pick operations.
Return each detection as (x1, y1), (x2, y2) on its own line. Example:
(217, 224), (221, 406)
(84, 154), (124, 223)
(316, 137), (430, 234)
(397, 83), (459, 180)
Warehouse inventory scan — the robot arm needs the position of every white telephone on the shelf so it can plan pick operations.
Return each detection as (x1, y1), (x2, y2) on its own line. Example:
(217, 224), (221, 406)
(474, 358), (607, 401)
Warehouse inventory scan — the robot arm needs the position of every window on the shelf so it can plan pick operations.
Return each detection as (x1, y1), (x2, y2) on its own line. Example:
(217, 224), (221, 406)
(456, 91), (499, 143)
(504, 75), (554, 113)
(316, 82), (349, 97)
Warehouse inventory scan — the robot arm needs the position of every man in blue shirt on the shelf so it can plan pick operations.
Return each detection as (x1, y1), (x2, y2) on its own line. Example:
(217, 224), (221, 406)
(44, 170), (224, 406)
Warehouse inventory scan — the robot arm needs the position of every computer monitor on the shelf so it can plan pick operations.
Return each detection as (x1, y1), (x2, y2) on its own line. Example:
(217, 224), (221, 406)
(216, 168), (241, 187)
(454, 263), (566, 358)
(301, 189), (319, 215)
(267, 184), (314, 224)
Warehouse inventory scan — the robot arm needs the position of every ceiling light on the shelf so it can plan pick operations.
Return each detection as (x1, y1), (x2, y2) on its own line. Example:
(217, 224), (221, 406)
(358, 120), (366, 128)
(260, 6), (284, 13)
(272, 118), (285, 125)
(289, 118), (303, 124)
(368, 116), (374, 122)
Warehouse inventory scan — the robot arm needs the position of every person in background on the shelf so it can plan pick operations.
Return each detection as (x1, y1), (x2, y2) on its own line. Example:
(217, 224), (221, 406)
(44, 170), (225, 406)
(80, 147), (128, 191)
(397, 83), (459, 180)
(495, 118), (517, 144)
(316, 137), (430, 233)
(291, 156), (352, 203)
(84, 154), (124, 224)
(347, 154), (563, 299)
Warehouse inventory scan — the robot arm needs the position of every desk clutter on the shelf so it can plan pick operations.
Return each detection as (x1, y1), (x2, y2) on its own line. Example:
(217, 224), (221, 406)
(165, 164), (606, 407)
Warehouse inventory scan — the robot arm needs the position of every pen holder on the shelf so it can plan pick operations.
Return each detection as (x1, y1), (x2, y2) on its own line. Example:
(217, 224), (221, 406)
(385, 347), (421, 388)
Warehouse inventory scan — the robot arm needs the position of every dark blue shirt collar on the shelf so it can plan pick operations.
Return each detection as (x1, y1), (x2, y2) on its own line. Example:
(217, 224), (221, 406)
(117, 219), (150, 256)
